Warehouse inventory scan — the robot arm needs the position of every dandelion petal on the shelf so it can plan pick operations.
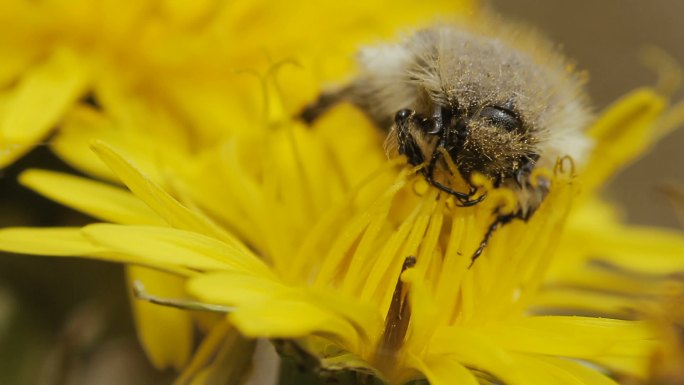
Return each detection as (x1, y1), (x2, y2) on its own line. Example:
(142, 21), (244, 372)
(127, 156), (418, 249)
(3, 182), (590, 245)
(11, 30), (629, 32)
(583, 88), (666, 191)
(127, 266), (193, 370)
(0, 227), (102, 255)
(427, 326), (524, 385)
(526, 355), (620, 385)
(82, 224), (272, 275)
(230, 298), (359, 350)
(90, 141), (235, 242)
(19, 169), (163, 225)
(0, 48), (90, 167)
(187, 272), (286, 306)
(408, 354), (479, 385)
(575, 225), (684, 274)
(480, 316), (653, 358)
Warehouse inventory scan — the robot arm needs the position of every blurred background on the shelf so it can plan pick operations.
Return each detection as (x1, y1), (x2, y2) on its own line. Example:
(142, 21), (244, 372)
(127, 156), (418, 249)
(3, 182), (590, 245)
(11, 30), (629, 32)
(0, 1), (682, 384)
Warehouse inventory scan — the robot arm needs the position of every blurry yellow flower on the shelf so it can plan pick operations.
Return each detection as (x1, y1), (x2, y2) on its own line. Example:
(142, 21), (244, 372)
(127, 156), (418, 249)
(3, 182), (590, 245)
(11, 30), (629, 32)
(0, 0), (473, 169)
(1, 81), (681, 384)
(0, 0), (474, 372)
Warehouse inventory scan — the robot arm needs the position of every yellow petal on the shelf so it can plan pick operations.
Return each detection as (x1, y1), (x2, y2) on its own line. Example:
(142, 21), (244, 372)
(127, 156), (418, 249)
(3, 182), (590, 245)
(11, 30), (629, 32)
(126, 266), (192, 370)
(587, 88), (664, 139)
(531, 287), (647, 317)
(90, 141), (236, 243)
(176, 322), (232, 385)
(403, 268), (441, 347)
(564, 225), (684, 274)
(0, 91), (28, 166)
(188, 272), (381, 343)
(567, 198), (624, 229)
(480, 316), (653, 359)
(170, 142), (262, 255)
(313, 104), (386, 188)
(82, 224), (273, 276)
(592, 354), (651, 379)
(19, 169), (163, 225)
(407, 353), (479, 385)
(528, 355), (620, 385)
(0, 47), (90, 166)
(188, 371), (210, 385)
(0, 227), (102, 256)
(184, 326), (255, 385)
(510, 354), (605, 385)
(582, 88), (666, 192)
(543, 263), (670, 297)
(159, 76), (259, 140)
(229, 298), (360, 351)
(0, 142), (30, 168)
(52, 98), (189, 184)
(427, 326), (524, 385)
(187, 271), (288, 306)
(305, 288), (383, 344)
(51, 105), (120, 182)
(0, 45), (38, 88)
(159, 0), (219, 27)
(0, 226), (191, 275)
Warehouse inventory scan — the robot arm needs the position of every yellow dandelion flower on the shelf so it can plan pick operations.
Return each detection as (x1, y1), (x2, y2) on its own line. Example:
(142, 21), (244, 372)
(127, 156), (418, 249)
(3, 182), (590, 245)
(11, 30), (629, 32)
(1, 1), (682, 384)
(0, 0), (474, 372)
(1, 79), (680, 383)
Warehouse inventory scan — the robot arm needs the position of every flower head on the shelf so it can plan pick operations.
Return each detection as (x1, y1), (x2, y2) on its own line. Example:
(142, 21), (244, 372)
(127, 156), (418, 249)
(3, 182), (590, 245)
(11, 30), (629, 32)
(1, 81), (681, 383)
(1, 1), (683, 384)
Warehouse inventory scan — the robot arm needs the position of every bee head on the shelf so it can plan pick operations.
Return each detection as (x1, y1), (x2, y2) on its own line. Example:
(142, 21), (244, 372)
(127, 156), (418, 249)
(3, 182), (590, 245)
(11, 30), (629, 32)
(395, 100), (538, 188)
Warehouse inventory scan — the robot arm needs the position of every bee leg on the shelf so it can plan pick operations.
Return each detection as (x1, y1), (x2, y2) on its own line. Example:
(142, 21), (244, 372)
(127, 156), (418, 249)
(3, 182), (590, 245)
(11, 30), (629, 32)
(300, 83), (390, 127)
(469, 184), (546, 267)
(395, 109), (426, 166)
(469, 212), (517, 268)
(395, 113), (487, 206)
(452, 187), (487, 207)
(421, 146), (487, 206)
(422, 144), (465, 197)
(455, 184), (487, 207)
(396, 111), (479, 201)
(299, 90), (346, 124)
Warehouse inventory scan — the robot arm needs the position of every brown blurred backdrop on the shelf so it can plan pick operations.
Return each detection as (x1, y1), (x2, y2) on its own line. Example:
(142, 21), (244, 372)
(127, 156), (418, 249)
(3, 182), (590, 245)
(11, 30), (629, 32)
(492, 0), (684, 228)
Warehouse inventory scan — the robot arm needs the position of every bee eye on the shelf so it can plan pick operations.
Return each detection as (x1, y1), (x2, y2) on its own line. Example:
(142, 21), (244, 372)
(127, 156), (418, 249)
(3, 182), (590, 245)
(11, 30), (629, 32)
(479, 106), (522, 132)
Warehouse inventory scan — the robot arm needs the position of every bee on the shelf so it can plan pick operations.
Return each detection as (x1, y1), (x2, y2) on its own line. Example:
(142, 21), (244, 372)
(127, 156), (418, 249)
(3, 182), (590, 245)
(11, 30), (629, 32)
(301, 17), (593, 264)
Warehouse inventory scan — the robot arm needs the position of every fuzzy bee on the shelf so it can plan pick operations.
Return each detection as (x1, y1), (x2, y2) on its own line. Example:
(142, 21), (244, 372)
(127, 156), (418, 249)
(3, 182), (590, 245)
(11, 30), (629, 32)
(301, 18), (593, 263)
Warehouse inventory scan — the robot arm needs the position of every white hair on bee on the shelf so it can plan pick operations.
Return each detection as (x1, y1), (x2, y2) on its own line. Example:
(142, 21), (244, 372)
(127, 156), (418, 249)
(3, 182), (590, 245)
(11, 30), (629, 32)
(352, 44), (417, 126)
